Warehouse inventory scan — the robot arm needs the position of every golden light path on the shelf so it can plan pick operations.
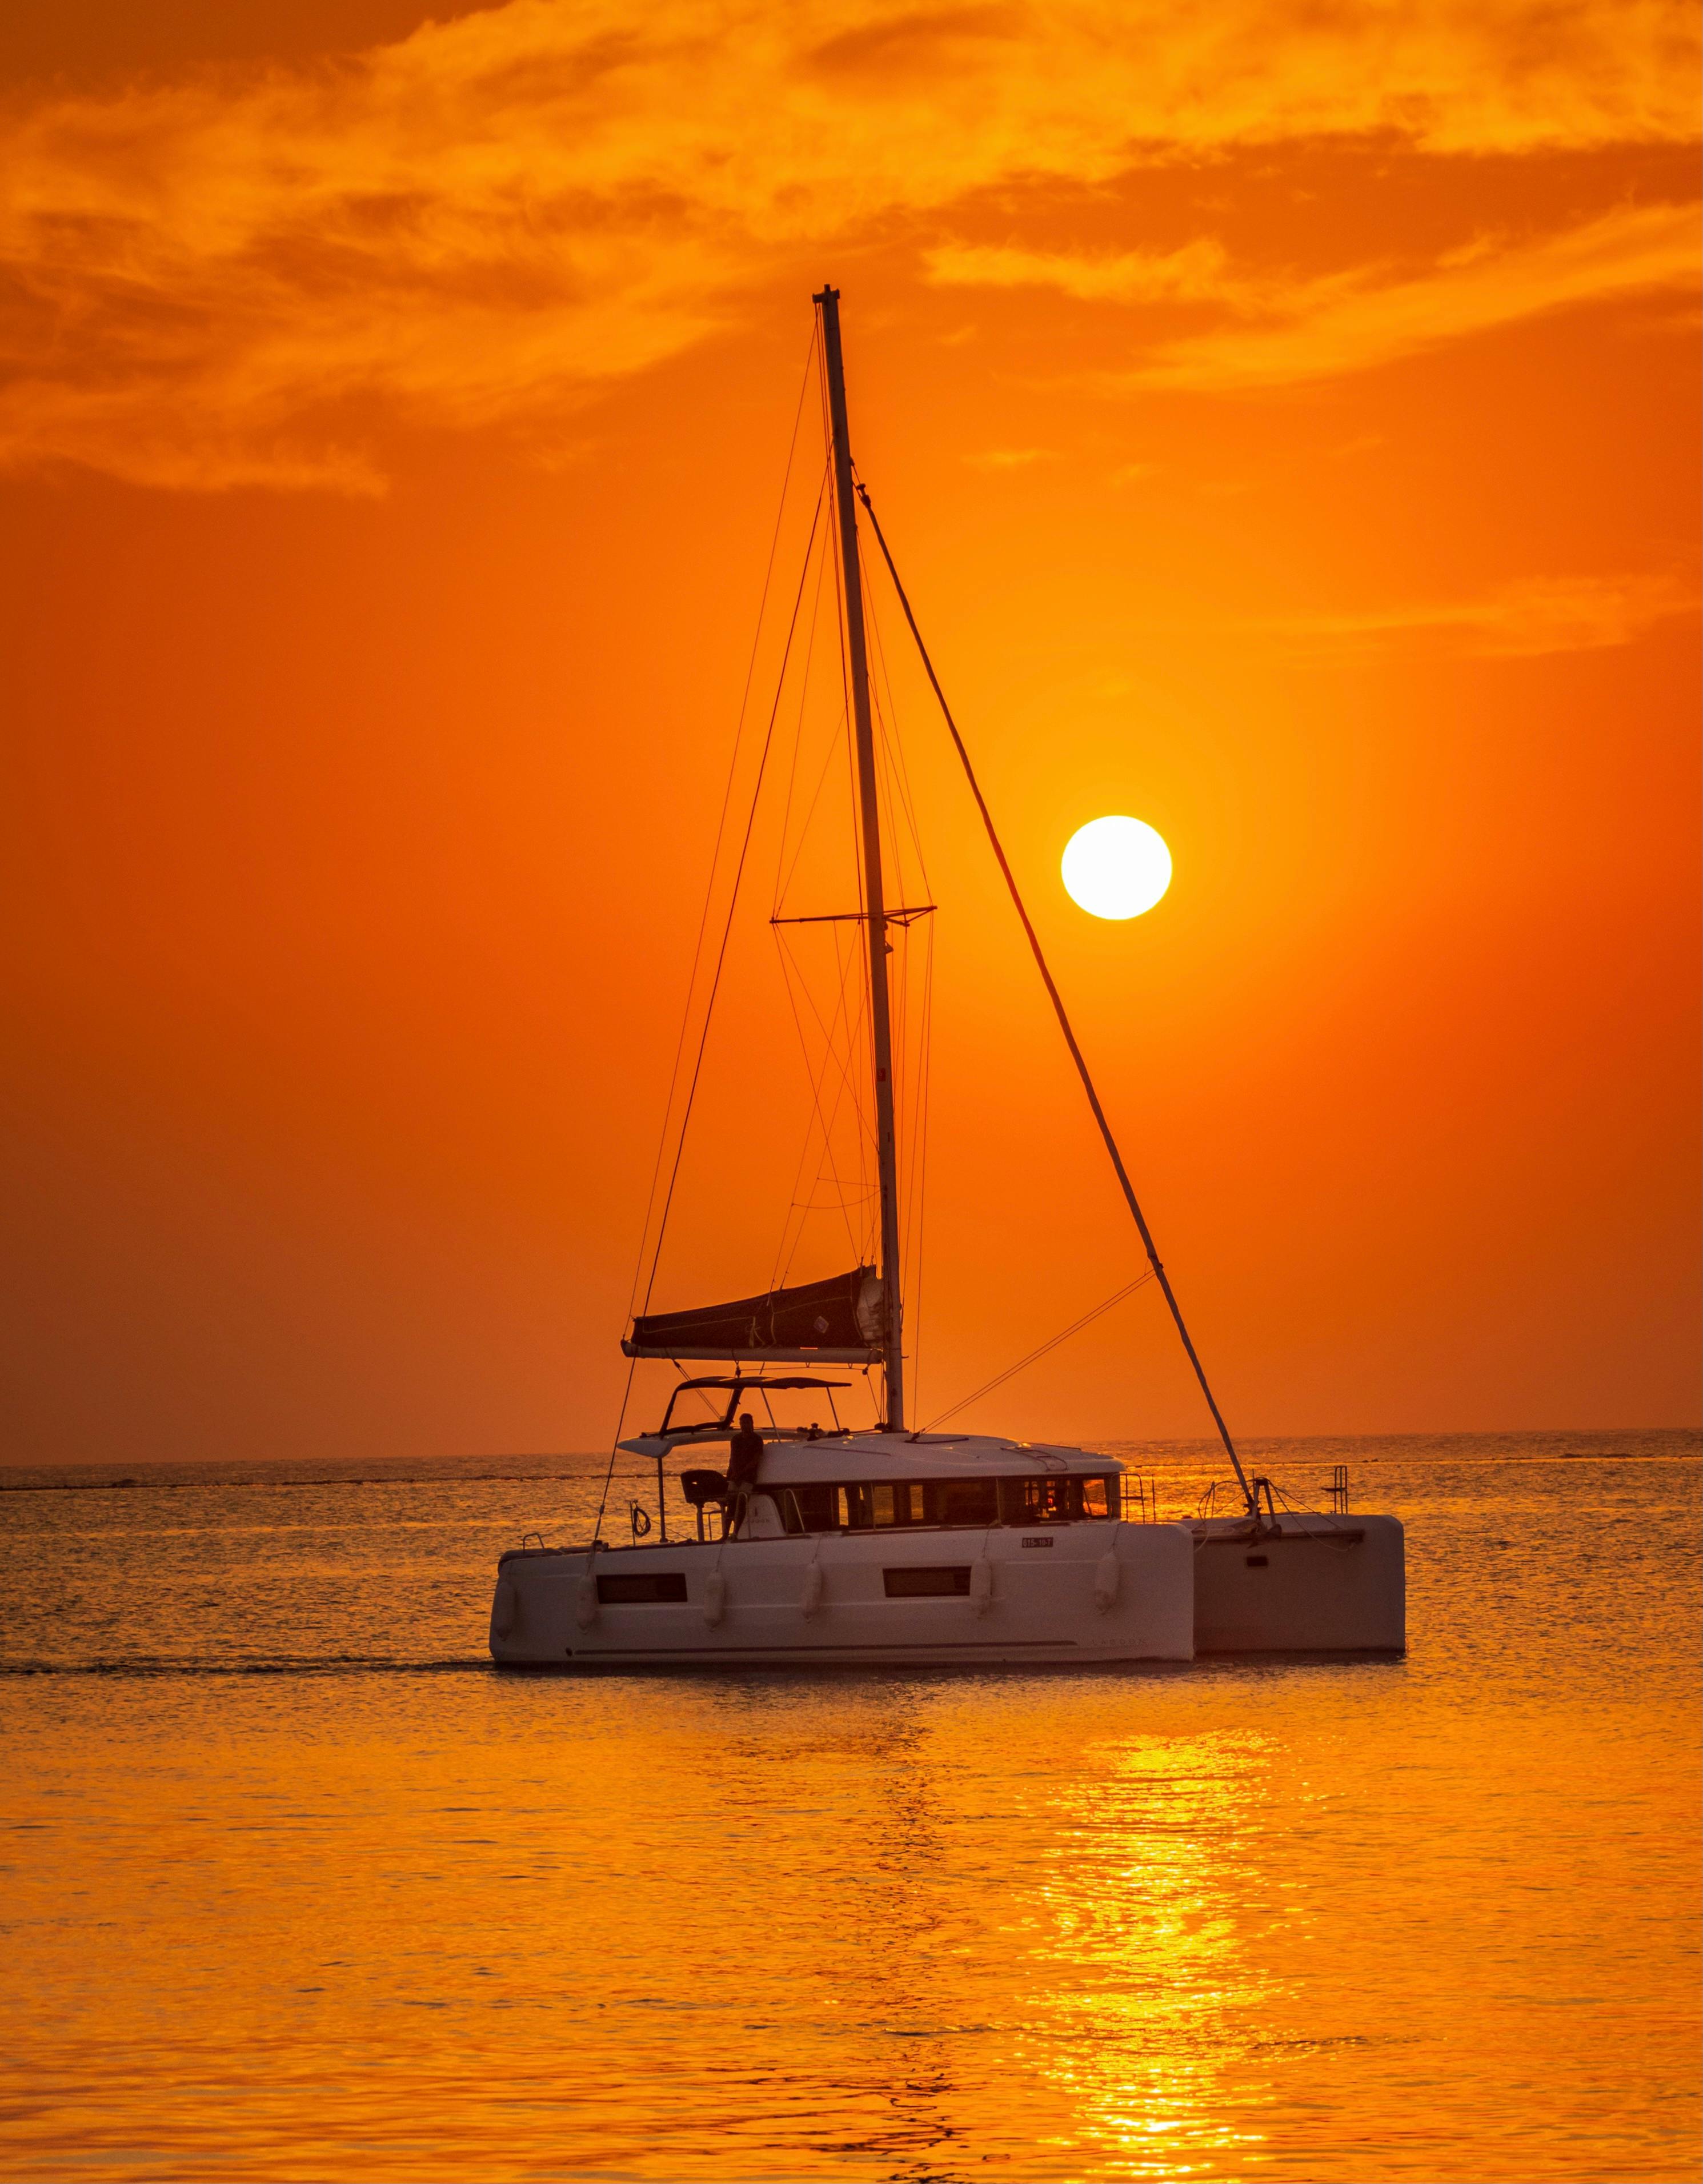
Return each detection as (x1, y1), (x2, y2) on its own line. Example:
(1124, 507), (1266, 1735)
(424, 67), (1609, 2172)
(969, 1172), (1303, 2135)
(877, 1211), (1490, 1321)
(1061, 815), (1173, 919)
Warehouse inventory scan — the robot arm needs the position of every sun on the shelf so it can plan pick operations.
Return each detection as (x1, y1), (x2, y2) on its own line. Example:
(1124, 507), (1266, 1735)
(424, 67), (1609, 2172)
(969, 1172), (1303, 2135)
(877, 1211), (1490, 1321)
(1061, 815), (1173, 919)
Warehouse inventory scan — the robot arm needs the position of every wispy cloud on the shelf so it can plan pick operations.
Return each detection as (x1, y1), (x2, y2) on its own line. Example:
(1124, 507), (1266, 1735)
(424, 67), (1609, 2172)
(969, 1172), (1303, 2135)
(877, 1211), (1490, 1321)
(963, 446), (1052, 469)
(927, 239), (1248, 306)
(0, 0), (1694, 489)
(1256, 571), (1699, 655)
(927, 203), (1700, 389)
(1133, 204), (1701, 388)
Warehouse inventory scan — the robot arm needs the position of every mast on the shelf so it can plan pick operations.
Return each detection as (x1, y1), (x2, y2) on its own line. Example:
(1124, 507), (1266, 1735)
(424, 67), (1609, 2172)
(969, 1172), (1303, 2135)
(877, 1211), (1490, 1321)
(815, 284), (905, 1432)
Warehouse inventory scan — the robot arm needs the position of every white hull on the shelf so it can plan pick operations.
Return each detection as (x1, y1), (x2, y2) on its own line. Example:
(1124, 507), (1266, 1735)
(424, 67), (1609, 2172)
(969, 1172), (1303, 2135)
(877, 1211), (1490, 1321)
(491, 1520), (1195, 1668)
(1193, 1512), (1405, 1652)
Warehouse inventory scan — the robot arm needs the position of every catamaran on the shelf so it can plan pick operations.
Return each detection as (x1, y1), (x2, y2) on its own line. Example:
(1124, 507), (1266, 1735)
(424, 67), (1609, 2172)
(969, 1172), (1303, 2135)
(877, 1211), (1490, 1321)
(488, 288), (1404, 1669)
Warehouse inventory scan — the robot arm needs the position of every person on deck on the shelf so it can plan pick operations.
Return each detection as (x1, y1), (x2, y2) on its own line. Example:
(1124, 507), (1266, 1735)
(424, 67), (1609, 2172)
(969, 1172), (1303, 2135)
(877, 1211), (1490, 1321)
(725, 1412), (764, 1535)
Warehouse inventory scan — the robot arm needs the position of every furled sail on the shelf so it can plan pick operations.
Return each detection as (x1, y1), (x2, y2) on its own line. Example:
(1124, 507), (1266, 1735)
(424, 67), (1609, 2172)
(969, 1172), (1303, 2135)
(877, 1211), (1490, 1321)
(624, 1267), (883, 1361)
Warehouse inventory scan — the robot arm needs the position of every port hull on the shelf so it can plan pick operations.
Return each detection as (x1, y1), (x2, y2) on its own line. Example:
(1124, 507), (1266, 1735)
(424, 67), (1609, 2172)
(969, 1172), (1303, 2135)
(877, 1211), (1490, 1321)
(491, 1521), (1195, 1667)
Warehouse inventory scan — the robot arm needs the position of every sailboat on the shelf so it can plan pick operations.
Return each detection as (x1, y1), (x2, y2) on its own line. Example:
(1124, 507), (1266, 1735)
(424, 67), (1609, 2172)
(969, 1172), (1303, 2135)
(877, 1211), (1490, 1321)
(488, 288), (1404, 1669)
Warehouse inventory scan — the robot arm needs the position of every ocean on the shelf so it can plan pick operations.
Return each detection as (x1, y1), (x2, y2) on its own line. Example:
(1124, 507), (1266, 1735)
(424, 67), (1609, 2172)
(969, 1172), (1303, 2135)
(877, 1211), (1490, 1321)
(1, 1430), (1697, 2182)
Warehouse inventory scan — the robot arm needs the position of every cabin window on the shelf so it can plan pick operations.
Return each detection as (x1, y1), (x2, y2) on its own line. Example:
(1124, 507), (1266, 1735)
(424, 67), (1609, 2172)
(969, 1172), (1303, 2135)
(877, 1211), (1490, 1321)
(790, 1484), (839, 1533)
(770, 1476), (1072, 1533)
(1079, 1476), (1117, 1520)
(999, 1474), (1119, 1524)
(928, 1478), (999, 1528)
(1000, 1476), (1068, 1525)
(596, 1572), (688, 1604)
(883, 1565), (971, 1597)
(840, 1482), (921, 1529)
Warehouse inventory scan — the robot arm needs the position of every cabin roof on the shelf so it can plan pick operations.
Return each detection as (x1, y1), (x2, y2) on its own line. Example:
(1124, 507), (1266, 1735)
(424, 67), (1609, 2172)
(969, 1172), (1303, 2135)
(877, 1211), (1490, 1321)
(618, 1429), (1123, 1480)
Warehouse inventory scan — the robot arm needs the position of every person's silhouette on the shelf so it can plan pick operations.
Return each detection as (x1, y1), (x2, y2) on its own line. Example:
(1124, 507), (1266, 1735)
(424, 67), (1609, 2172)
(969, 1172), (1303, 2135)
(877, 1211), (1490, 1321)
(725, 1410), (764, 1534)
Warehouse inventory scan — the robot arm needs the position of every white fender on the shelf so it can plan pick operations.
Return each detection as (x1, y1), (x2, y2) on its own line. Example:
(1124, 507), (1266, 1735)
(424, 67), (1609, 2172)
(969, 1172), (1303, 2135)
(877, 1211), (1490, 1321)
(801, 1557), (824, 1617)
(490, 1576), (517, 1641)
(1093, 1550), (1120, 1613)
(970, 1556), (993, 1617)
(704, 1569), (727, 1626)
(575, 1573), (599, 1629)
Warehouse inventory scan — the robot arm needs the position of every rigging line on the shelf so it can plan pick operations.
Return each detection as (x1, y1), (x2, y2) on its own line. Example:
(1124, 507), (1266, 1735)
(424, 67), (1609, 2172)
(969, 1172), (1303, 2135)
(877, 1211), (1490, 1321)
(905, 912), (936, 1420)
(841, 922), (875, 1267)
(771, 582), (879, 1289)
(867, 653), (917, 919)
(590, 1352), (641, 1549)
(771, 913), (878, 1156)
(862, 559), (932, 1316)
(860, 535), (933, 897)
(923, 1272), (1157, 1433)
(825, 509), (879, 1268)
(623, 328), (820, 1323)
(770, 929), (865, 1280)
(821, 340), (863, 940)
(812, 918), (877, 1243)
(831, 913), (877, 1267)
(1263, 1475), (1354, 1539)
(772, 552), (844, 915)
(768, 945), (831, 1289)
(782, 852), (877, 1143)
(772, 694), (850, 915)
(770, 470), (835, 919)
(806, 927), (876, 1241)
(638, 467), (832, 1319)
(854, 472), (1256, 1515)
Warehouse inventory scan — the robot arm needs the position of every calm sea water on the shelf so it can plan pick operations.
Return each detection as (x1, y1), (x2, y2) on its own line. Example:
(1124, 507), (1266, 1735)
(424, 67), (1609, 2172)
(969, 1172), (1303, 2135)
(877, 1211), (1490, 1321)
(1, 1430), (1697, 2183)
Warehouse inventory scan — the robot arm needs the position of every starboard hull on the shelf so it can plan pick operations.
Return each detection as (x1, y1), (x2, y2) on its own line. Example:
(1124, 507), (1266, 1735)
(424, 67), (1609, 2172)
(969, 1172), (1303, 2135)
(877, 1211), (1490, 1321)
(1192, 1513), (1406, 1653)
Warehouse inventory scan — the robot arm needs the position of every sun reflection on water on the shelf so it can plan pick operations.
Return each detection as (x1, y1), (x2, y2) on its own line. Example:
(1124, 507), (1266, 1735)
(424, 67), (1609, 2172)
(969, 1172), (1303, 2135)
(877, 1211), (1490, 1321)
(1013, 1729), (1279, 2178)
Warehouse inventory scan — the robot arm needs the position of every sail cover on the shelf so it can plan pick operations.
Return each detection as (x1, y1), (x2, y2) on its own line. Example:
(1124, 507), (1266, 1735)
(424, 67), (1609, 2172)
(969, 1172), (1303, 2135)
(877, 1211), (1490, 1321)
(624, 1267), (883, 1361)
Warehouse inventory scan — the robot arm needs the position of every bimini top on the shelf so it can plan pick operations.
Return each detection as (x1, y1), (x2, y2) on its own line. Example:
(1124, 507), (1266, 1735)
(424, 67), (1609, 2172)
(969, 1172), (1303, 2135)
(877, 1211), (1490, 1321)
(616, 1428), (1123, 1484)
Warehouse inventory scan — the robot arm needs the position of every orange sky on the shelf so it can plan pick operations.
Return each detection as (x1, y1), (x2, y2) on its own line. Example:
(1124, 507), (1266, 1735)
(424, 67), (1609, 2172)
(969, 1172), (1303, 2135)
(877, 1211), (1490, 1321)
(1, 0), (1697, 1462)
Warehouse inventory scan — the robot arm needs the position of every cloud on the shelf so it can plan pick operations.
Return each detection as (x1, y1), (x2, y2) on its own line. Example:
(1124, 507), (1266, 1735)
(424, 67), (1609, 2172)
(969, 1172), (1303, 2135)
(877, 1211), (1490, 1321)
(963, 446), (1052, 468)
(927, 238), (1248, 306)
(0, 0), (1695, 489)
(1255, 571), (1699, 655)
(1130, 203), (1701, 388)
(927, 203), (1699, 388)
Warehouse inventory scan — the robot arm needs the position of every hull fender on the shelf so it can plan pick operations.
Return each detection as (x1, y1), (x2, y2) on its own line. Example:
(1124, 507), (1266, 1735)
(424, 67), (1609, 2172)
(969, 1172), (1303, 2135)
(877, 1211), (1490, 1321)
(1093, 1550), (1120, 1613)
